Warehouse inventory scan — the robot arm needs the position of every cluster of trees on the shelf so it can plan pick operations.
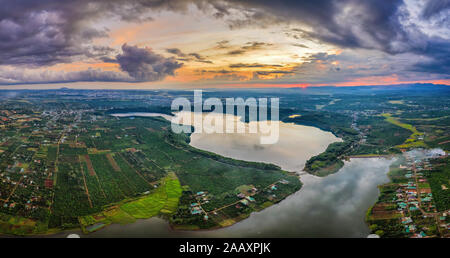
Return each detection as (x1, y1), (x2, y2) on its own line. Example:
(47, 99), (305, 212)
(185, 145), (281, 171)
(369, 219), (405, 238)
(304, 141), (352, 175)
(426, 157), (450, 212)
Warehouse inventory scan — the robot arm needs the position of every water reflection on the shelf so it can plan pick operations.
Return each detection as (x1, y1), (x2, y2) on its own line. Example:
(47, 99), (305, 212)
(185, 112), (341, 172)
(112, 111), (342, 172)
(70, 112), (394, 238)
(212, 158), (394, 237)
(63, 158), (393, 238)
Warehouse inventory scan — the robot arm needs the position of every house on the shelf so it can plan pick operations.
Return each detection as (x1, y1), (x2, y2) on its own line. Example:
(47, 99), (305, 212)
(401, 217), (412, 224)
(422, 197), (431, 202)
(405, 224), (416, 233)
(240, 199), (249, 206)
(191, 209), (202, 215)
(196, 191), (205, 196)
(246, 196), (255, 202)
(409, 206), (419, 211)
(191, 207), (202, 215)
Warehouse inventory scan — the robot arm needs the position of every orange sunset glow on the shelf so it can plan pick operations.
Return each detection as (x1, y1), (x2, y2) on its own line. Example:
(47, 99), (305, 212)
(0, 1), (448, 89)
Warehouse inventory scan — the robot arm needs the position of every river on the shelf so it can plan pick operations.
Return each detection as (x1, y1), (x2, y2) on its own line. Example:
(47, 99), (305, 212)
(56, 112), (394, 237)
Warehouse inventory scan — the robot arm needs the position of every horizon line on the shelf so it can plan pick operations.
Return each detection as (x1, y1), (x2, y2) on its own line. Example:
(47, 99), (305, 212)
(0, 82), (449, 91)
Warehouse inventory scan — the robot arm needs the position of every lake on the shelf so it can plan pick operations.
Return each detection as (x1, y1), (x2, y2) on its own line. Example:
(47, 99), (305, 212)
(56, 112), (394, 237)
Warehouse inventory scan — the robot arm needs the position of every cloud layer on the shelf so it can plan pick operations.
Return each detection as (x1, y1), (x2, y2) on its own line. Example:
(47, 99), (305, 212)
(0, 44), (182, 84)
(0, 0), (448, 85)
(117, 44), (182, 82)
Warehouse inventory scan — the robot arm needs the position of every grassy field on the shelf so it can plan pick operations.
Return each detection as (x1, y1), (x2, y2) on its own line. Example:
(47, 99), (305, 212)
(0, 212), (48, 235)
(382, 113), (426, 149)
(79, 173), (182, 232)
(121, 172), (182, 218)
(382, 113), (420, 134)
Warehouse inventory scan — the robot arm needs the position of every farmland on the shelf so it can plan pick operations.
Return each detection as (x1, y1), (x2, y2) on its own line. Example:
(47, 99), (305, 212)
(0, 100), (301, 235)
(79, 173), (182, 233)
(382, 113), (426, 149)
(0, 86), (449, 237)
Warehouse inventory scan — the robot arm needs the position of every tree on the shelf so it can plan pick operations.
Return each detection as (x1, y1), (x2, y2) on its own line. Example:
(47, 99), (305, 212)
(369, 224), (378, 232)
(375, 230), (385, 237)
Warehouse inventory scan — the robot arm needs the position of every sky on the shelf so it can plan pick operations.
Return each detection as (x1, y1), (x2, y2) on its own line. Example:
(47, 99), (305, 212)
(0, 0), (449, 89)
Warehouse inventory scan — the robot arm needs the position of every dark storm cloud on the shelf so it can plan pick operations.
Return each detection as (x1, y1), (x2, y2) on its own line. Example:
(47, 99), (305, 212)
(116, 44), (183, 82)
(421, 0), (450, 19)
(215, 0), (406, 53)
(100, 57), (119, 63)
(0, 0), (202, 67)
(0, 44), (183, 84)
(214, 0), (449, 76)
(1, 0), (449, 84)
(0, 0), (426, 65)
(0, 1), (110, 66)
(410, 39), (450, 76)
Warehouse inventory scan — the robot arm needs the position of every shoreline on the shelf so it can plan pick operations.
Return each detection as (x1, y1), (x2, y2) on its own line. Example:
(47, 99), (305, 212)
(2, 112), (384, 238)
(1, 156), (392, 238)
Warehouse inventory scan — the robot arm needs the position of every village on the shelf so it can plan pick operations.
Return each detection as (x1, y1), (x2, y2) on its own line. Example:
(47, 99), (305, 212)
(188, 178), (293, 223)
(0, 105), (109, 233)
(367, 149), (450, 238)
(0, 109), (55, 219)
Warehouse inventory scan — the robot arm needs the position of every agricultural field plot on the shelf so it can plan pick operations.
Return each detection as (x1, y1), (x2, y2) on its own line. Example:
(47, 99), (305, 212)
(1, 112), (300, 235)
(50, 155), (95, 228)
(79, 173), (182, 233)
(381, 110), (450, 153)
(121, 173), (182, 218)
(426, 135), (450, 152)
(106, 153), (120, 172)
(367, 203), (402, 220)
(382, 113), (426, 149)
(425, 157), (450, 212)
(0, 212), (48, 235)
